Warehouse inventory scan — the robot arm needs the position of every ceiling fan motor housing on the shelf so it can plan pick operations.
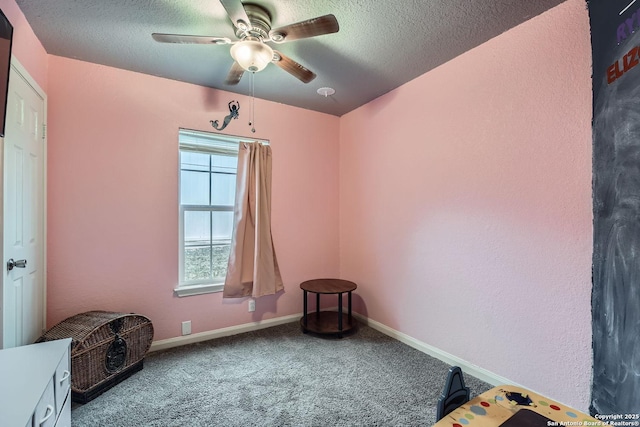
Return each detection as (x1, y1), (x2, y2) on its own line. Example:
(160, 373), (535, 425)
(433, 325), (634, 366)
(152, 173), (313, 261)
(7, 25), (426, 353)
(236, 4), (272, 40)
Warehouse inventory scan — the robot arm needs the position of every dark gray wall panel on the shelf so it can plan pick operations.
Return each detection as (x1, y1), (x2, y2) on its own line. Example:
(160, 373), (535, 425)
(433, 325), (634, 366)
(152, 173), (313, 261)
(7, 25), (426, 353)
(589, 0), (640, 416)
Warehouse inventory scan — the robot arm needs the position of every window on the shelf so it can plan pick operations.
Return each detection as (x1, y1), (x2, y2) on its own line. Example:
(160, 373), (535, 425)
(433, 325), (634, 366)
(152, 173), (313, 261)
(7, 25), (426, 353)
(176, 129), (240, 297)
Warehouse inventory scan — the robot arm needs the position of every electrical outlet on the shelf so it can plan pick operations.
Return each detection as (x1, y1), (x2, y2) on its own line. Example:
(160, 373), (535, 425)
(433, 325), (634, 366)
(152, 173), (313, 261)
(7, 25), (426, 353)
(181, 320), (191, 336)
(248, 299), (256, 312)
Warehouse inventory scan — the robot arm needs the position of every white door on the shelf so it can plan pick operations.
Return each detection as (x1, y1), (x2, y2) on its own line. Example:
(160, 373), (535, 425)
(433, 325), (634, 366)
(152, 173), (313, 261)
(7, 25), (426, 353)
(1, 63), (46, 348)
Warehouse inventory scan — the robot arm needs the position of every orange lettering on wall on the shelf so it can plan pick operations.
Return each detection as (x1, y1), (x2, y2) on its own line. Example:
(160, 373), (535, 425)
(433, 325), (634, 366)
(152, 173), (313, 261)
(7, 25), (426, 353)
(624, 47), (639, 72)
(607, 46), (640, 84)
(607, 64), (618, 84)
(607, 60), (624, 84)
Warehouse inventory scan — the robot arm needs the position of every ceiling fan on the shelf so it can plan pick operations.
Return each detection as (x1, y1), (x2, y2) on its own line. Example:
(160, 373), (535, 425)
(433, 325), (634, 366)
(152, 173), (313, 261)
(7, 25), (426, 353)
(152, 0), (339, 85)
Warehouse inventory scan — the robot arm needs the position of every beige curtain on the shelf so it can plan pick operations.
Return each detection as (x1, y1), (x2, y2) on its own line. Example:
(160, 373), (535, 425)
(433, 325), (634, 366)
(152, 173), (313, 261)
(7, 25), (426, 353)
(223, 142), (283, 298)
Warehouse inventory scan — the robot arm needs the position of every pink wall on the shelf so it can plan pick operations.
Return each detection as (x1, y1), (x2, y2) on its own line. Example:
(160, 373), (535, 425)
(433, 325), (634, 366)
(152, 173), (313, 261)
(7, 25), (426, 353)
(46, 56), (340, 341)
(0, 0), (47, 90)
(339, 0), (593, 411)
(37, 0), (595, 411)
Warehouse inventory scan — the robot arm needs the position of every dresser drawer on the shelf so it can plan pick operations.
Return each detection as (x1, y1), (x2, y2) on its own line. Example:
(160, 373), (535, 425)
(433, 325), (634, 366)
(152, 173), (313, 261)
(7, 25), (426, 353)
(54, 346), (71, 419)
(0, 339), (72, 427)
(55, 392), (71, 427)
(33, 378), (56, 427)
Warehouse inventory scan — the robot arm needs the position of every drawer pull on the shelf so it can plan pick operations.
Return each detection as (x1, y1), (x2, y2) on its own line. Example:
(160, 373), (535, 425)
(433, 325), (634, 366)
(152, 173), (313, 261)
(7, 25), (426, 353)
(59, 370), (70, 384)
(39, 404), (54, 426)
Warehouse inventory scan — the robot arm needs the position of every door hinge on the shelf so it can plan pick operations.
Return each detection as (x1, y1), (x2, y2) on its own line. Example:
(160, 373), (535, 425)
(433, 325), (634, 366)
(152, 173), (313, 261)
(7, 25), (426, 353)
(42, 123), (46, 140)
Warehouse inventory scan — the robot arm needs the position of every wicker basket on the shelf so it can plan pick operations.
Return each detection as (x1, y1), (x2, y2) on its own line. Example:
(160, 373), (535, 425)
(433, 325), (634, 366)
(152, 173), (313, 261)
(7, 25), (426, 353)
(36, 310), (154, 403)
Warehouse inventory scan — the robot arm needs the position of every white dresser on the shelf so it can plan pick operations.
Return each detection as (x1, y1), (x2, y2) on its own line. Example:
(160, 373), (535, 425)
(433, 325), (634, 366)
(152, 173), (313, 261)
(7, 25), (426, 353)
(0, 338), (72, 427)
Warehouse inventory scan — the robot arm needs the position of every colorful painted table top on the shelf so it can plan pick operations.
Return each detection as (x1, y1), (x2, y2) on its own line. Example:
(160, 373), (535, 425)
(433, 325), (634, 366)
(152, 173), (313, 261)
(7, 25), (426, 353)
(433, 385), (606, 427)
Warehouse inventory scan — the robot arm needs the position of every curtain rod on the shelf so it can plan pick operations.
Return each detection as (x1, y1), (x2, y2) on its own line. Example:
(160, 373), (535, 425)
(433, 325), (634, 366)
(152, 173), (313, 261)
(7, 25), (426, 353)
(179, 127), (269, 145)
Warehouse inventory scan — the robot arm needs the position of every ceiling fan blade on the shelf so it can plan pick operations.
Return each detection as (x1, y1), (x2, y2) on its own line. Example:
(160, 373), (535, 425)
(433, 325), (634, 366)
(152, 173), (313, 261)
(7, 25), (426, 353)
(269, 14), (339, 43)
(152, 33), (231, 45)
(272, 51), (316, 84)
(225, 62), (245, 85)
(219, 0), (252, 31)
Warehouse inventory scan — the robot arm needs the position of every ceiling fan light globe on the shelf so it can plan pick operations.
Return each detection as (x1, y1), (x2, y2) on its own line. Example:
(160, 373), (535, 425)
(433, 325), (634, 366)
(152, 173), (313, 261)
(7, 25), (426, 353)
(230, 40), (274, 73)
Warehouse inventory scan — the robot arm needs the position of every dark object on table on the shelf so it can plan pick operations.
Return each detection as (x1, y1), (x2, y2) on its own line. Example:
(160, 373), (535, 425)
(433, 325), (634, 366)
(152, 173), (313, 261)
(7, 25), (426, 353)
(505, 391), (534, 406)
(36, 311), (154, 403)
(499, 408), (555, 426)
(436, 366), (470, 420)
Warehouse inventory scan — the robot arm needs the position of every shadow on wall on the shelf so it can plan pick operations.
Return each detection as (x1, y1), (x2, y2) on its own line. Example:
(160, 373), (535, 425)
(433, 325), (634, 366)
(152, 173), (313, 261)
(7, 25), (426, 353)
(219, 289), (285, 322)
(351, 293), (368, 320)
(216, 284), (368, 326)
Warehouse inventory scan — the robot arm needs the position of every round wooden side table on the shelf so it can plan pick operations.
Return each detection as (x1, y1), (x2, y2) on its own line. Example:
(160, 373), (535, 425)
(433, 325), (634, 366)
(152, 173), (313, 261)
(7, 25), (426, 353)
(300, 278), (357, 337)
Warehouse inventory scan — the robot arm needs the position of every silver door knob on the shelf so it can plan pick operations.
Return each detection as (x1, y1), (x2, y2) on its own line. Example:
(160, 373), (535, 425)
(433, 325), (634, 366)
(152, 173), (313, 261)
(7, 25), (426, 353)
(6, 258), (27, 271)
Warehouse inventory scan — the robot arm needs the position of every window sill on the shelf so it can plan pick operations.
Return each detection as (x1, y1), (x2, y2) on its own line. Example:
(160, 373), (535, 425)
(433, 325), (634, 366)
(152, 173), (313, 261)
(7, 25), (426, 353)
(174, 283), (224, 297)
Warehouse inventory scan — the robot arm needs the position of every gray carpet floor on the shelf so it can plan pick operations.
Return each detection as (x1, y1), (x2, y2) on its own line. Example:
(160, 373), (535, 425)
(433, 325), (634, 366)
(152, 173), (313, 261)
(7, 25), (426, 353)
(71, 322), (491, 427)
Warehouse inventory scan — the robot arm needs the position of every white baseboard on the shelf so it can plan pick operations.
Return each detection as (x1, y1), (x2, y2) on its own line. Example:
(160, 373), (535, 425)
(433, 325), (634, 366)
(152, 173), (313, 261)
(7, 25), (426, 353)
(352, 313), (522, 388)
(149, 310), (518, 389)
(149, 314), (301, 352)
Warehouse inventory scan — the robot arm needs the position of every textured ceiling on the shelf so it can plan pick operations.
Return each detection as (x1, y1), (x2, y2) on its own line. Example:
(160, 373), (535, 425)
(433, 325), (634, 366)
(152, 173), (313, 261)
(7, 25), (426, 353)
(16, 0), (567, 116)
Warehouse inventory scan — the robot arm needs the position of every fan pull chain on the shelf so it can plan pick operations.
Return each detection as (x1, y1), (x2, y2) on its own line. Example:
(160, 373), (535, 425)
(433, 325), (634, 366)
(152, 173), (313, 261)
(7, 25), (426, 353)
(249, 72), (256, 133)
